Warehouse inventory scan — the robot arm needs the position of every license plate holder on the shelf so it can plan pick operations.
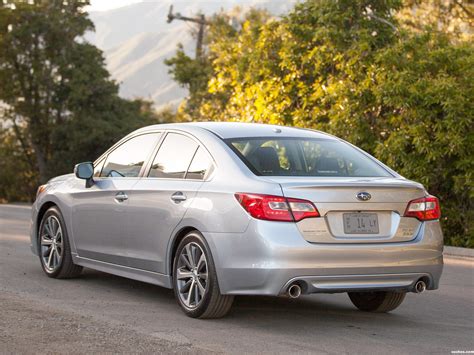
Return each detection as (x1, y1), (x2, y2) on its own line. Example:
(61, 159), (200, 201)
(343, 213), (379, 234)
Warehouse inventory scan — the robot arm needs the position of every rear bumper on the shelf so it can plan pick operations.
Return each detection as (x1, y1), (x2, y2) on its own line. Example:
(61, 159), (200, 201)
(204, 220), (443, 296)
(282, 272), (435, 294)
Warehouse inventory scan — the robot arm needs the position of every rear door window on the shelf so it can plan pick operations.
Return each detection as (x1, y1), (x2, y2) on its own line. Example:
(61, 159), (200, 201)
(149, 133), (198, 179)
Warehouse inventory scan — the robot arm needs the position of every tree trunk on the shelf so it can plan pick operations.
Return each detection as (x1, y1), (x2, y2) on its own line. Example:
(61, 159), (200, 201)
(30, 140), (48, 184)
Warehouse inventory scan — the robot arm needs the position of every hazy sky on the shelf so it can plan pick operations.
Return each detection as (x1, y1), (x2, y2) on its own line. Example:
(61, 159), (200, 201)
(86, 0), (259, 12)
(87, 0), (143, 12)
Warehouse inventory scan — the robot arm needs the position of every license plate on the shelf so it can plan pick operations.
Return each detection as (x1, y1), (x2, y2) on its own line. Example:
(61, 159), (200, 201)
(343, 213), (379, 234)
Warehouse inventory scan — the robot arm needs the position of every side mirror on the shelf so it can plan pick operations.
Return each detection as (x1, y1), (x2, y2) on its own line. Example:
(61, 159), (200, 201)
(74, 162), (94, 187)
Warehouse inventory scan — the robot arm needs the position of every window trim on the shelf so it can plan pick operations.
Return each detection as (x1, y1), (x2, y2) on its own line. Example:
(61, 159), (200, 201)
(144, 130), (216, 182)
(93, 158), (106, 178)
(183, 146), (200, 180)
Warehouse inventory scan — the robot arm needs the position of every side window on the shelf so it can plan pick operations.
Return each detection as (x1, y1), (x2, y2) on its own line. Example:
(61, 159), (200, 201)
(101, 133), (160, 178)
(186, 147), (214, 180)
(93, 159), (105, 177)
(149, 133), (198, 179)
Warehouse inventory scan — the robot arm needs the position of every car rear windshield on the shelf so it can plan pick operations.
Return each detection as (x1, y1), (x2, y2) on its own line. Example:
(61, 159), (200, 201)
(226, 137), (392, 177)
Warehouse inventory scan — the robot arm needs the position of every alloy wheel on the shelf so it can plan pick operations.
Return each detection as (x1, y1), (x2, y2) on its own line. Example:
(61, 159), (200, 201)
(40, 215), (63, 273)
(176, 241), (208, 309)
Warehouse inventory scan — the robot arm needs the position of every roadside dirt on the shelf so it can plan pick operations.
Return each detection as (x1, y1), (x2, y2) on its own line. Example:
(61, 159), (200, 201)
(0, 291), (210, 354)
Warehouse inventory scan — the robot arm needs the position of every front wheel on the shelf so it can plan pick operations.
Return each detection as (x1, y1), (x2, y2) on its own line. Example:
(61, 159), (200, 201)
(38, 206), (83, 279)
(173, 231), (234, 318)
(348, 291), (406, 313)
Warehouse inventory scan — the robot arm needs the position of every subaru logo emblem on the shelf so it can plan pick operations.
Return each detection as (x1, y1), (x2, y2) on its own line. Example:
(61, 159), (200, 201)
(357, 192), (371, 201)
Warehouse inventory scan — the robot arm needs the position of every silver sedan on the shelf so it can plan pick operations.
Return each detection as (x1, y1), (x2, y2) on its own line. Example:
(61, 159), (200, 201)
(30, 122), (443, 318)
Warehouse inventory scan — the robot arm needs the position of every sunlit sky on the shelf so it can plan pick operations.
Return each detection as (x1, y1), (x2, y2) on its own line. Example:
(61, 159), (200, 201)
(87, 0), (144, 12)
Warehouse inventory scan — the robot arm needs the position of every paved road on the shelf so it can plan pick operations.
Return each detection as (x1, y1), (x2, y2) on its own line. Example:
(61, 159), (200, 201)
(1, 204), (473, 354)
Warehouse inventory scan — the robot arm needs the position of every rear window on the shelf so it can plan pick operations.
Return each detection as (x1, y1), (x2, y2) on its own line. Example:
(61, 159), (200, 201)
(227, 138), (392, 177)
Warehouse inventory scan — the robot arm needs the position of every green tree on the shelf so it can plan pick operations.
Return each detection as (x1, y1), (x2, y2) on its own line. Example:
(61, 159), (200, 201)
(0, 0), (156, 189)
(0, 123), (36, 202)
(202, 0), (403, 153)
(397, 0), (473, 42)
(164, 43), (212, 118)
(374, 33), (474, 246)
(165, 8), (271, 120)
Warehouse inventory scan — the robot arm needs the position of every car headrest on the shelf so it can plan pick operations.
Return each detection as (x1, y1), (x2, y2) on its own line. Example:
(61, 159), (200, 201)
(249, 146), (281, 174)
(314, 156), (341, 175)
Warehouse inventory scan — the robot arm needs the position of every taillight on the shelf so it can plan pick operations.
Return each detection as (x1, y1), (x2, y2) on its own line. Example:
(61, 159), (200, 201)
(404, 195), (441, 221)
(235, 193), (319, 222)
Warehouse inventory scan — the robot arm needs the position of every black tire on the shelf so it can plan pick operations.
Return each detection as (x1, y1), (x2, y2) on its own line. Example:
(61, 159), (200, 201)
(348, 291), (406, 313)
(172, 231), (234, 319)
(38, 206), (83, 279)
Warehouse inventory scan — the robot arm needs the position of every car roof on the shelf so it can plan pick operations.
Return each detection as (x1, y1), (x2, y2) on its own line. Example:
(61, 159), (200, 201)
(136, 122), (336, 140)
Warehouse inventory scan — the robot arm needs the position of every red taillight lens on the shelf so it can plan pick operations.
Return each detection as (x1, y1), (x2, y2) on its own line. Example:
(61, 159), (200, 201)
(404, 195), (441, 221)
(235, 193), (293, 221)
(235, 193), (319, 222)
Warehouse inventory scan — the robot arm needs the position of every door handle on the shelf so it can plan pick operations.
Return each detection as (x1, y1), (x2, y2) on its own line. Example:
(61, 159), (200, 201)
(171, 191), (187, 203)
(115, 192), (128, 202)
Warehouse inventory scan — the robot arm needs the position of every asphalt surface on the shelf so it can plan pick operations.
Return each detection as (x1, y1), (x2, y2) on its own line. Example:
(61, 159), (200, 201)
(1, 204), (473, 354)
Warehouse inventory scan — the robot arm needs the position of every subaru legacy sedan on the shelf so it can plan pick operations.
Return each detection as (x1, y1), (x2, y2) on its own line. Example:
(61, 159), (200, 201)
(30, 122), (443, 318)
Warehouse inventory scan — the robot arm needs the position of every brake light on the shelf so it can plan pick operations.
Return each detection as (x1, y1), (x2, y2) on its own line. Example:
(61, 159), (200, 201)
(404, 195), (441, 221)
(235, 193), (319, 222)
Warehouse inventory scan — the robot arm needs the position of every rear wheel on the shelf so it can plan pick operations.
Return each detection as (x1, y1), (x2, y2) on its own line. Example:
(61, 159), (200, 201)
(348, 291), (406, 313)
(173, 231), (234, 318)
(38, 206), (82, 279)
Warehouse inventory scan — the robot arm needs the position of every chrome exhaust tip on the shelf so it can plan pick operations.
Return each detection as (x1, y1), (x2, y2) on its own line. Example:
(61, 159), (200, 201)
(414, 280), (427, 294)
(288, 284), (302, 299)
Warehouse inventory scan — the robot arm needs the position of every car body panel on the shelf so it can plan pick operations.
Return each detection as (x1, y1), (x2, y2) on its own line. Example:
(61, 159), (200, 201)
(71, 177), (140, 266)
(126, 178), (204, 273)
(30, 122), (444, 297)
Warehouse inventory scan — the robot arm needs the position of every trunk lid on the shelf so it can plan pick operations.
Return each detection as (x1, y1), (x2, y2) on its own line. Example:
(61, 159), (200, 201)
(270, 177), (426, 244)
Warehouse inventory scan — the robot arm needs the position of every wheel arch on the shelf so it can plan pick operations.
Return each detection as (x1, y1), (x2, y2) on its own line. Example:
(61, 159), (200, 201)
(36, 201), (59, 246)
(36, 201), (59, 228)
(168, 226), (200, 276)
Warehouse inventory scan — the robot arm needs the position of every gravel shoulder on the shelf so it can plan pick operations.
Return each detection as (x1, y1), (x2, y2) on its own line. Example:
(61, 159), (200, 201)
(0, 291), (209, 354)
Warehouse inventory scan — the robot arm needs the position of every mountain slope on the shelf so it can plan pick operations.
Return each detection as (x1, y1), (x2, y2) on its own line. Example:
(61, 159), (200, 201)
(87, 0), (296, 108)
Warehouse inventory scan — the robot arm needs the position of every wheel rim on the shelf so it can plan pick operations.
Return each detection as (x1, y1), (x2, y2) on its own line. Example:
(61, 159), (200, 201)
(176, 241), (208, 309)
(40, 215), (63, 273)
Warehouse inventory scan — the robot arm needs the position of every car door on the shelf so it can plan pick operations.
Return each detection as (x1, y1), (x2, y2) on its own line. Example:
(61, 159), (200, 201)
(125, 132), (214, 273)
(71, 132), (161, 266)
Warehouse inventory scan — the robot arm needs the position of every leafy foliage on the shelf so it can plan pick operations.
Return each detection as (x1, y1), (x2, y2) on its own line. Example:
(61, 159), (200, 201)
(397, 0), (473, 42)
(0, 0), (158, 192)
(0, 123), (36, 202)
(374, 34), (473, 245)
(166, 0), (473, 246)
(164, 44), (212, 116)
